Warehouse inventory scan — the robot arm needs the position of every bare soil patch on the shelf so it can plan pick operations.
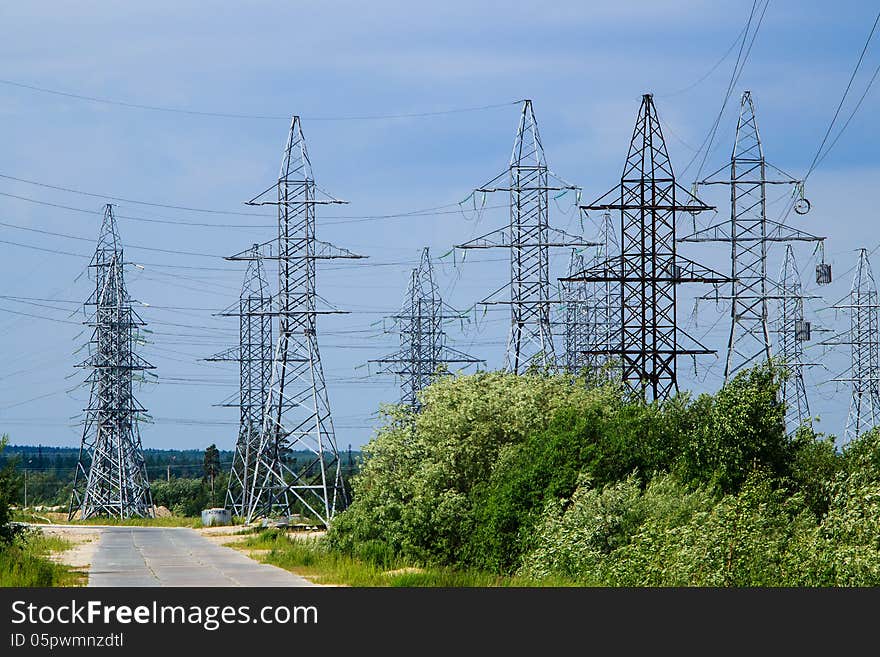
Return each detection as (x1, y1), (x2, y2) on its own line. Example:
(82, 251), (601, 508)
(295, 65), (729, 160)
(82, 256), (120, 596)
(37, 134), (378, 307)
(38, 525), (103, 581)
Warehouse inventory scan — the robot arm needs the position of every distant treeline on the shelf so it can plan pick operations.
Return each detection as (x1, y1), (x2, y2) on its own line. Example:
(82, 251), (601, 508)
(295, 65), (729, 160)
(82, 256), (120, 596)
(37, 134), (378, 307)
(0, 444), (362, 508)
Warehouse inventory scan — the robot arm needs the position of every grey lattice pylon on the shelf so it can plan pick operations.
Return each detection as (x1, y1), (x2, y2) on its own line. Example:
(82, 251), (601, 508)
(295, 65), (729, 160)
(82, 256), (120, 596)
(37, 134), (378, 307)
(564, 94), (727, 401)
(825, 249), (880, 441)
(774, 245), (813, 432)
(455, 100), (594, 373)
(370, 248), (482, 411)
(207, 244), (273, 517)
(558, 249), (590, 374)
(68, 204), (154, 520)
(583, 211), (620, 376)
(232, 116), (364, 526)
(680, 91), (823, 381)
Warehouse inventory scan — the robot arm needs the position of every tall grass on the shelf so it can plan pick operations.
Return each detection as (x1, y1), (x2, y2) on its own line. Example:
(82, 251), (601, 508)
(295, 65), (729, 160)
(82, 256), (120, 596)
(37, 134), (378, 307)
(72, 516), (204, 528)
(239, 529), (575, 587)
(0, 531), (85, 587)
(13, 509), (204, 527)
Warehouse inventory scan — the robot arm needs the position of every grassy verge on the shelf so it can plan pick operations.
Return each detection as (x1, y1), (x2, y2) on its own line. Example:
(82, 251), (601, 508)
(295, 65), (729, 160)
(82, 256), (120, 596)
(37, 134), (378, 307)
(72, 516), (204, 528)
(12, 509), (203, 528)
(0, 530), (86, 587)
(237, 529), (574, 587)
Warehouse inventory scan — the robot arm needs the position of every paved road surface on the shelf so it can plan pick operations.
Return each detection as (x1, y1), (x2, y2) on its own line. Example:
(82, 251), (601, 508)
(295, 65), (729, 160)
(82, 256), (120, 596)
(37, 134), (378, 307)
(86, 527), (315, 587)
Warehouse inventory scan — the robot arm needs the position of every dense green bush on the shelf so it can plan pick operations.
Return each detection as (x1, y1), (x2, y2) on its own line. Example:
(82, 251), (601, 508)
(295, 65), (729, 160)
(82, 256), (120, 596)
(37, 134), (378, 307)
(678, 363), (789, 492)
(465, 393), (704, 572)
(328, 372), (613, 564)
(327, 364), (880, 585)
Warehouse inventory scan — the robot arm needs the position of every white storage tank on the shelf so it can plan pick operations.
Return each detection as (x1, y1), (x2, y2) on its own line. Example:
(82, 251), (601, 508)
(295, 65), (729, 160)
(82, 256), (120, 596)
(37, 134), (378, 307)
(201, 507), (232, 527)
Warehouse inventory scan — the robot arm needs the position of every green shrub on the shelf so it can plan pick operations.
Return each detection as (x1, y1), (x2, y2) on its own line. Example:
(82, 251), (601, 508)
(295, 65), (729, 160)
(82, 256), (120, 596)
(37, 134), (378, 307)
(679, 363), (789, 493)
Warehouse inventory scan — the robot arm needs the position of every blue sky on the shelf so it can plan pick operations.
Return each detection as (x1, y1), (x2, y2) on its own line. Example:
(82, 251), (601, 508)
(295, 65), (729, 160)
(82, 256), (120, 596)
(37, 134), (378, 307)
(0, 1), (877, 451)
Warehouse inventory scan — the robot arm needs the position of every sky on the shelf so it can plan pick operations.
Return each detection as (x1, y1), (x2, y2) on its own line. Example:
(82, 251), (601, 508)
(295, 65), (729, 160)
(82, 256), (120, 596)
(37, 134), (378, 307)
(0, 1), (878, 452)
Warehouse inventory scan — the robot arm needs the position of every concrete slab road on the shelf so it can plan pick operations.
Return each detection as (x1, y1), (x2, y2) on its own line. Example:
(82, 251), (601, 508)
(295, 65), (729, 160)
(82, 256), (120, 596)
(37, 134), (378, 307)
(88, 527), (315, 587)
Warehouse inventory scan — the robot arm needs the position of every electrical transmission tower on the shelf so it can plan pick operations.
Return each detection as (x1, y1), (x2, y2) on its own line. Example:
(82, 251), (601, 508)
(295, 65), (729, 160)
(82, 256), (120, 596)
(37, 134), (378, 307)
(371, 248), (482, 411)
(455, 100), (594, 374)
(563, 94), (727, 402)
(826, 249), (880, 441)
(582, 211), (620, 376)
(680, 91), (823, 382)
(232, 116), (364, 526)
(68, 204), (154, 520)
(558, 249), (590, 374)
(207, 245), (273, 517)
(774, 245), (815, 432)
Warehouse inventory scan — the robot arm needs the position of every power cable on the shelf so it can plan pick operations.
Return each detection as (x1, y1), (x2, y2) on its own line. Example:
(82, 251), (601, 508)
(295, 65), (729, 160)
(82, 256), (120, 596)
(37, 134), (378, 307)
(0, 79), (522, 122)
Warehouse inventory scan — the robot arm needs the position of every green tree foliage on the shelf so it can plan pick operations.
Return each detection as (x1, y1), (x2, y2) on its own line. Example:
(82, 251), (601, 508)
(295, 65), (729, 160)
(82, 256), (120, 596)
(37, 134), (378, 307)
(203, 443), (222, 507)
(329, 372), (616, 564)
(327, 364), (880, 585)
(150, 478), (210, 517)
(678, 363), (789, 492)
(203, 444), (221, 481)
(0, 436), (23, 544)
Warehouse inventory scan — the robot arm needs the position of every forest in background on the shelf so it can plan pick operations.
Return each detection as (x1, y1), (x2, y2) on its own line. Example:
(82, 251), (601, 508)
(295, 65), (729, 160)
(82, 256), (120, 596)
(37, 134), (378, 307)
(0, 445), (360, 515)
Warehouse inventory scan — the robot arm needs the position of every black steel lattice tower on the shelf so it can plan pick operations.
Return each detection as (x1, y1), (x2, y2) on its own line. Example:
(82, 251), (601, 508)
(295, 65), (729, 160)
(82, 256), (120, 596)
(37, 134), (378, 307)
(563, 94), (726, 401)
(680, 91), (822, 381)
(455, 100), (593, 373)
(235, 116), (363, 526)
(775, 245), (813, 431)
(371, 248), (482, 411)
(828, 249), (880, 441)
(68, 204), (154, 520)
(208, 244), (273, 516)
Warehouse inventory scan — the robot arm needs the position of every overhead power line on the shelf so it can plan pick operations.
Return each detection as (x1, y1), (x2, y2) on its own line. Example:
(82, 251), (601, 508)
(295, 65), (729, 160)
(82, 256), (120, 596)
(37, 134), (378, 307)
(0, 78), (521, 122)
(805, 10), (880, 180)
(686, 0), (770, 181)
(0, 181), (506, 227)
(0, 172), (271, 216)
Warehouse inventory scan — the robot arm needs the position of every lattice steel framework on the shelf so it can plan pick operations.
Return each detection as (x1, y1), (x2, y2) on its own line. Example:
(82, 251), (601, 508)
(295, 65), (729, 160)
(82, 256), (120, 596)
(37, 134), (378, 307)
(558, 249), (590, 374)
(208, 245), (273, 517)
(68, 204), (154, 520)
(583, 211), (620, 376)
(234, 116), (363, 526)
(828, 249), (880, 441)
(774, 245), (813, 432)
(563, 94), (726, 401)
(681, 91), (822, 381)
(371, 248), (482, 411)
(455, 100), (593, 373)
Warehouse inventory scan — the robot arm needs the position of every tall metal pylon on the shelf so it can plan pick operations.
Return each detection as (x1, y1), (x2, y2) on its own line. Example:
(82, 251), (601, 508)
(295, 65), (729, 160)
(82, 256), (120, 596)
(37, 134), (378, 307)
(233, 116), (364, 526)
(68, 204), (154, 520)
(558, 249), (590, 374)
(563, 94), (727, 402)
(774, 245), (814, 432)
(680, 91), (823, 382)
(455, 100), (594, 373)
(370, 248), (482, 411)
(825, 249), (880, 441)
(583, 210), (620, 376)
(207, 245), (273, 517)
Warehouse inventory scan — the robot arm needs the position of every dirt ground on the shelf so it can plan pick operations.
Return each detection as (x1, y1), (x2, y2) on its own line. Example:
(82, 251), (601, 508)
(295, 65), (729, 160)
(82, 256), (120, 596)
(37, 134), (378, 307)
(38, 525), (103, 578)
